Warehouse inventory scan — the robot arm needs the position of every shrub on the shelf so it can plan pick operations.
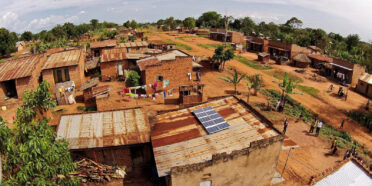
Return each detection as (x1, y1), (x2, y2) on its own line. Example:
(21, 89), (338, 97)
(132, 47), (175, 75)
(126, 71), (140, 87)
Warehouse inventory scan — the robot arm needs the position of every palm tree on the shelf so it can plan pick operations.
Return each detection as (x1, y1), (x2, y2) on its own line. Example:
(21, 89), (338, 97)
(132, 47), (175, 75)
(218, 69), (246, 95)
(245, 74), (264, 103)
(278, 72), (297, 112)
(212, 45), (235, 71)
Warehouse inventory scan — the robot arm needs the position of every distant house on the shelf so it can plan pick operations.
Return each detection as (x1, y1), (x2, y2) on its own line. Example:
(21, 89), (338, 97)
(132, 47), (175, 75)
(257, 52), (270, 63)
(90, 40), (116, 57)
(16, 41), (26, 52)
(151, 96), (283, 186)
(0, 55), (46, 102)
(356, 73), (372, 98)
(292, 53), (311, 68)
(209, 28), (245, 44)
(137, 49), (193, 93)
(308, 46), (322, 54)
(308, 54), (333, 69)
(319, 58), (365, 87)
(117, 41), (149, 53)
(246, 37), (269, 53)
(56, 108), (152, 172)
(42, 49), (86, 90)
(148, 40), (176, 51)
(100, 48), (128, 78)
(268, 40), (310, 60)
(135, 31), (144, 39)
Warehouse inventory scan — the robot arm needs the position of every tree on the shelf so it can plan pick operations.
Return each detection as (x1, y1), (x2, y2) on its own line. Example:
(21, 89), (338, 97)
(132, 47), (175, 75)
(164, 17), (177, 30)
(0, 117), (11, 183)
(20, 31), (33, 41)
(285, 17), (303, 29)
(183, 17), (196, 30)
(0, 28), (17, 56)
(278, 73), (297, 112)
(346, 34), (360, 51)
(130, 20), (138, 29)
(104, 30), (118, 39)
(90, 19), (99, 30)
(1, 81), (78, 185)
(126, 71), (140, 87)
(128, 35), (137, 42)
(63, 22), (78, 40)
(245, 74), (264, 103)
(196, 11), (221, 28)
(218, 69), (246, 95)
(212, 45), (235, 71)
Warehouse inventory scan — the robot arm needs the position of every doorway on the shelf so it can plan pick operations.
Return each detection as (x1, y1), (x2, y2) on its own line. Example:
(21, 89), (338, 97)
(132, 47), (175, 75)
(2, 80), (18, 98)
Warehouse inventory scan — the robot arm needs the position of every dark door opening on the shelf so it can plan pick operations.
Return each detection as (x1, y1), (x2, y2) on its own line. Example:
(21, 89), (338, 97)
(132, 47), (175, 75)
(3, 80), (18, 98)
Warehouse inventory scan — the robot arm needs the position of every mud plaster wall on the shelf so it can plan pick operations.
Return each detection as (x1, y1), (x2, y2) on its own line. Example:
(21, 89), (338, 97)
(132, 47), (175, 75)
(143, 57), (193, 94)
(0, 83), (6, 101)
(42, 65), (83, 91)
(170, 135), (283, 186)
(351, 64), (365, 87)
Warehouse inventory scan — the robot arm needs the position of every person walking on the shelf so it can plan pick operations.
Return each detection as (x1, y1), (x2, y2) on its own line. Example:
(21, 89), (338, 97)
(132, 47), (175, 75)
(340, 119), (345, 129)
(329, 84), (334, 91)
(331, 138), (337, 149)
(332, 145), (338, 155)
(315, 120), (323, 137)
(344, 150), (350, 160)
(283, 118), (289, 135)
(309, 117), (317, 133)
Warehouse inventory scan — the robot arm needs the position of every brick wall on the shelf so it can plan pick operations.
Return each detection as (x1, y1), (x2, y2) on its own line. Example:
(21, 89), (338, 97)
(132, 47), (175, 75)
(143, 56), (193, 94)
(269, 40), (292, 51)
(356, 80), (368, 96)
(0, 83), (5, 101)
(100, 60), (129, 77)
(42, 65), (83, 91)
(351, 64), (366, 87)
(231, 32), (245, 44)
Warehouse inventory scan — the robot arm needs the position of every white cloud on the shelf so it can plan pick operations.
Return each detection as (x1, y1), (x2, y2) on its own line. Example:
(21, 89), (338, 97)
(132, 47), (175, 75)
(27, 15), (79, 31)
(79, 10), (86, 14)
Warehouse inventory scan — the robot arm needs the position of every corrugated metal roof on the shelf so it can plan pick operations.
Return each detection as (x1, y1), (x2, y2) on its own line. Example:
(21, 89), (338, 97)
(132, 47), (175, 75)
(308, 54), (333, 63)
(360, 73), (372, 84)
(315, 160), (372, 186)
(90, 40), (116, 49)
(118, 41), (149, 48)
(100, 48), (127, 63)
(0, 55), (43, 82)
(126, 53), (150, 59)
(42, 49), (82, 70)
(57, 108), (150, 150)
(137, 50), (189, 71)
(293, 53), (311, 63)
(151, 96), (279, 177)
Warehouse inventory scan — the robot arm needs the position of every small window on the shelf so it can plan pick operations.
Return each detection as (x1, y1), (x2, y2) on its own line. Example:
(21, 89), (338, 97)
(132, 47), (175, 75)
(156, 76), (163, 81)
(200, 181), (211, 186)
(64, 68), (70, 81)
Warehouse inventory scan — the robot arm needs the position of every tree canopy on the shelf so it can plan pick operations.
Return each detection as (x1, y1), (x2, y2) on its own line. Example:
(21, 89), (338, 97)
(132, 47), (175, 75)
(183, 17), (196, 30)
(0, 28), (17, 56)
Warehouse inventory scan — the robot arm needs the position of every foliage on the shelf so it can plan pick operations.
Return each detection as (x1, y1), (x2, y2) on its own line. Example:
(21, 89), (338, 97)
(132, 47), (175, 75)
(20, 31), (33, 41)
(234, 56), (272, 70)
(260, 89), (314, 122)
(196, 11), (222, 28)
(0, 81), (78, 185)
(267, 70), (303, 83)
(183, 17), (196, 30)
(0, 28), (17, 56)
(197, 43), (226, 49)
(162, 17), (178, 31)
(128, 35), (137, 42)
(126, 71), (140, 87)
(348, 110), (372, 131)
(297, 85), (320, 98)
(212, 45), (235, 70)
(104, 30), (118, 39)
(245, 74), (264, 102)
(218, 69), (246, 94)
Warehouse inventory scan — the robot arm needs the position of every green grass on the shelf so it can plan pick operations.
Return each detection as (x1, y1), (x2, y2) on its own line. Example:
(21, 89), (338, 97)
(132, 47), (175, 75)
(234, 56), (273, 70)
(163, 39), (192, 50)
(197, 43), (223, 49)
(175, 36), (198, 42)
(266, 70), (304, 83)
(196, 32), (210, 38)
(297, 85), (320, 98)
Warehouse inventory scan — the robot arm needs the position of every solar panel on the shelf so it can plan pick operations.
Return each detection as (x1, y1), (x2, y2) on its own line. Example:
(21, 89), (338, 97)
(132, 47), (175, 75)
(192, 107), (230, 134)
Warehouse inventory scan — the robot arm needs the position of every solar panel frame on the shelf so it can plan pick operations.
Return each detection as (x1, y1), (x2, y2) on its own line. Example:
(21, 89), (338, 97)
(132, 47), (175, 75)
(192, 107), (230, 134)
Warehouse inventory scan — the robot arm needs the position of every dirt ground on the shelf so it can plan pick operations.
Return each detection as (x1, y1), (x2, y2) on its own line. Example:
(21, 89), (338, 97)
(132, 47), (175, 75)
(1, 31), (371, 185)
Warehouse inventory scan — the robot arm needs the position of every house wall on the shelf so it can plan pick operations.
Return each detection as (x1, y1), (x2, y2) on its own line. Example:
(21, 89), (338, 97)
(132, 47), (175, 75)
(170, 135), (283, 186)
(143, 57), (193, 94)
(367, 85), (372, 98)
(351, 64), (366, 87)
(42, 65), (83, 91)
(268, 40), (292, 51)
(356, 80), (369, 96)
(100, 60), (129, 78)
(231, 32), (245, 44)
(0, 83), (6, 101)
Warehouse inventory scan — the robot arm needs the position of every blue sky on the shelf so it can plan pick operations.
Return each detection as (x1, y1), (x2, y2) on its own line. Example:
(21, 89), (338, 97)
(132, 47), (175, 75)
(0, 0), (371, 41)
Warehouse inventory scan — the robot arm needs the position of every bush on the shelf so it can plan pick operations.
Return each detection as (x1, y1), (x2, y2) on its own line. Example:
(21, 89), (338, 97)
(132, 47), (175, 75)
(126, 71), (140, 87)
(348, 110), (372, 131)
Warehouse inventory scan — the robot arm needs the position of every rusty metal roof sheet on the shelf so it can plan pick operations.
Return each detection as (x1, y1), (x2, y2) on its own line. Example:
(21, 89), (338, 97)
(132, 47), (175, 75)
(100, 48), (127, 63)
(151, 96), (279, 177)
(118, 41), (149, 48)
(308, 54), (333, 63)
(0, 55), (43, 82)
(43, 49), (82, 70)
(90, 40), (116, 49)
(57, 108), (150, 150)
(137, 49), (189, 71)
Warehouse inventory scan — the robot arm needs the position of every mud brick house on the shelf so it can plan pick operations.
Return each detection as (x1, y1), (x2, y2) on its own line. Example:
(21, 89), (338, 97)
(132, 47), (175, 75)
(90, 40), (116, 57)
(148, 40), (176, 51)
(135, 31), (144, 39)
(118, 41), (149, 53)
(320, 58), (365, 87)
(308, 46), (322, 54)
(257, 52), (270, 63)
(56, 108), (152, 172)
(0, 55), (46, 102)
(356, 73), (372, 98)
(246, 37), (269, 53)
(179, 84), (204, 105)
(100, 48), (128, 78)
(268, 40), (310, 60)
(209, 28), (245, 44)
(42, 49), (86, 90)
(137, 49), (193, 94)
(308, 54), (333, 69)
(151, 96), (283, 186)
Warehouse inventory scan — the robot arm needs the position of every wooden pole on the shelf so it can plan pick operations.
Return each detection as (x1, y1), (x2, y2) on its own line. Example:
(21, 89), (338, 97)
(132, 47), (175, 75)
(282, 147), (294, 175)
